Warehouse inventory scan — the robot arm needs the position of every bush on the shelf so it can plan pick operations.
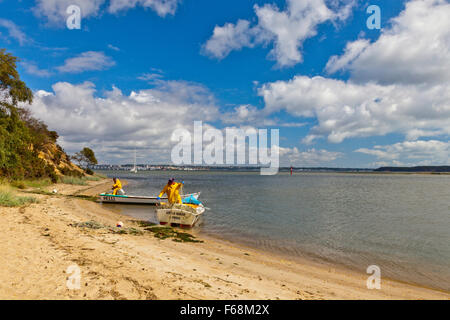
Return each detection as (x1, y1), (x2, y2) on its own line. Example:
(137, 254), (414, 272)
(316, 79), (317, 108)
(85, 168), (94, 175)
(60, 166), (83, 177)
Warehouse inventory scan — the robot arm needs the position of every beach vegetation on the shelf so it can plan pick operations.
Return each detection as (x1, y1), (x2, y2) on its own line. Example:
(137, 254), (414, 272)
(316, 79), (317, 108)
(59, 176), (88, 185)
(0, 185), (38, 207)
(94, 172), (108, 179)
(84, 175), (101, 181)
(0, 49), (77, 182)
(10, 178), (53, 189)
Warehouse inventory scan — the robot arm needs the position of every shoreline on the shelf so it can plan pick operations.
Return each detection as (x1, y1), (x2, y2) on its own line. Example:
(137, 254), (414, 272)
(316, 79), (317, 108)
(198, 232), (450, 296)
(1, 179), (448, 300)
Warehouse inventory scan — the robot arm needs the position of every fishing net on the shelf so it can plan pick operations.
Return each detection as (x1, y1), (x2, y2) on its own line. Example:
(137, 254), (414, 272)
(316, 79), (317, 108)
(159, 203), (198, 214)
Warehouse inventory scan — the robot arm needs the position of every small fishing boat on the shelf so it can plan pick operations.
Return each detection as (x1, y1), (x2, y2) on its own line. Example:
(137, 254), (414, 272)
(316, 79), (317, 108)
(156, 194), (206, 228)
(98, 192), (200, 205)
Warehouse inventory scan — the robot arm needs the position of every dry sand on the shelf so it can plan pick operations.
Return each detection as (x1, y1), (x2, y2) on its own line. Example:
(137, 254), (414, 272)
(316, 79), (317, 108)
(0, 179), (448, 300)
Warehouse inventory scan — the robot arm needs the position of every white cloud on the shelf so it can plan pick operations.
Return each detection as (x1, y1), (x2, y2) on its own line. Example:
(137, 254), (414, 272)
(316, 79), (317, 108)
(221, 104), (276, 126)
(0, 19), (29, 45)
(259, 75), (450, 144)
(326, 0), (450, 85)
(56, 51), (115, 73)
(325, 39), (369, 74)
(108, 0), (181, 17)
(33, 0), (106, 26)
(29, 80), (219, 163)
(202, 20), (256, 60)
(356, 140), (450, 165)
(107, 44), (120, 51)
(203, 0), (356, 67)
(138, 72), (164, 82)
(258, 0), (450, 147)
(221, 104), (308, 128)
(20, 61), (52, 77)
(279, 147), (342, 166)
(33, 0), (181, 26)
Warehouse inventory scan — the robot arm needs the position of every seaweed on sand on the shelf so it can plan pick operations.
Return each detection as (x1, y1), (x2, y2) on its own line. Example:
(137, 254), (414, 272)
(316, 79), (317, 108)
(144, 226), (203, 243)
(71, 220), (104, 229)
(71, 220), (144, 235)
(132, 220), (157, 228)
(109, 227), (143, 235)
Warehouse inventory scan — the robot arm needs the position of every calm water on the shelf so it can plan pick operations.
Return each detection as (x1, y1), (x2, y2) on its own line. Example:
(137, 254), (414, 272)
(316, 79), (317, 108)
(100, 171), (450, 291)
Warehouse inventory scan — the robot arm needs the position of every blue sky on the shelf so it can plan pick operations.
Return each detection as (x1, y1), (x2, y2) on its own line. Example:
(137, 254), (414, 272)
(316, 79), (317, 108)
(1, 0), (449, 167)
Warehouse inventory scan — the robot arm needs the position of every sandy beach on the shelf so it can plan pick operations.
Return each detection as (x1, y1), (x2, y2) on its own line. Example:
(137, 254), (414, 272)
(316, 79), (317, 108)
(0, 179), (448, 300)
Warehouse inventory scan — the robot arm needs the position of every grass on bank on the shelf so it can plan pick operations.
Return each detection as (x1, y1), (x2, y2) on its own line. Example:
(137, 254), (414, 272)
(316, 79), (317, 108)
(7, 171), (105, 189)
(0, 185), (39, 207)
(10, 178), (53, 189)
(59, 176), (88, 185)
(59, 172), (105, 185)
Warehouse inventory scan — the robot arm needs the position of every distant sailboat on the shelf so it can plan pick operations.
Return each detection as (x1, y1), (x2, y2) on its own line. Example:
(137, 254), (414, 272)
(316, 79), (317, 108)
(131, 149), (138, 173)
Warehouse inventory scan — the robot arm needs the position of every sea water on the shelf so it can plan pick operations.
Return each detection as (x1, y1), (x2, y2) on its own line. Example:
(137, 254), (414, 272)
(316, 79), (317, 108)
(99, 171), (450, 291)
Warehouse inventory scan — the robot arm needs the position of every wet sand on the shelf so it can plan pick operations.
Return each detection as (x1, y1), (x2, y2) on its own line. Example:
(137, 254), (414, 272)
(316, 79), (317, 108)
(0, 179), (448, 300)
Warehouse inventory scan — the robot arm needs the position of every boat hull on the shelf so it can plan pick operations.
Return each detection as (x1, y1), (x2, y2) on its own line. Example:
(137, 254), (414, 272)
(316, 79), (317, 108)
(156, 205), (205, 228)
(98, 193), (200, 205)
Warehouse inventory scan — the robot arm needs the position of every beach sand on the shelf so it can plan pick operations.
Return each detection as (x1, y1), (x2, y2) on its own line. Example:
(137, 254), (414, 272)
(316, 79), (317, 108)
(0, 179), (448, 300)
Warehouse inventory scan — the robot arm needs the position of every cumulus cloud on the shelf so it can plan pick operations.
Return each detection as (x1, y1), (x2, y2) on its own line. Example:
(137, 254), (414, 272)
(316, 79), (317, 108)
(326, 0), (450, 85)
(356, 140), (450, 165)
(28, 80), (309, 166)
(108, 0), (181, 17)
(259, 75), (450, 144)
(0, 19), (29, 45)
(279, 147), (342, 166)
(221, 105), (277, 127)
(33, 0), (181, 26)
(33, 0), (106, 26)
(202, 20), (256, 60)
(56, 51), (116, 73)
(203, 0), (356, 67)
(28, 80), (219, 163)
(258, 0), (450, 165)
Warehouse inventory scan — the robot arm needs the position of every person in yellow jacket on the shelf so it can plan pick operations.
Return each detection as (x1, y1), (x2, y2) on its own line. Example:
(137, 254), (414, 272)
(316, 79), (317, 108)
(157, 178), (184, 204)
(112, 178), (125, 195)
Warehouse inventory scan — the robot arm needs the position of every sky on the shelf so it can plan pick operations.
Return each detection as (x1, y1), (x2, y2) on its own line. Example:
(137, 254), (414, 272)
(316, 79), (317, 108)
(0, 0), (449, 167)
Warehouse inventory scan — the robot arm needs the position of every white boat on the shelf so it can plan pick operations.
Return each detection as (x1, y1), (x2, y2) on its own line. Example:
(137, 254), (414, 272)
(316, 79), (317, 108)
(156, 193), (206, 228)
(156, 203), (205, 228)
(130, 149), (138, 173)
(98, 192), (200, 205)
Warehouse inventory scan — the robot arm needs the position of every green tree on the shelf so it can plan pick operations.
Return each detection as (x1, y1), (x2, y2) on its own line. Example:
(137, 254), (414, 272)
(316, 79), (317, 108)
(72, 147), (98, 170)
(0, 49), (57, 181)
(0, 49), (33, 112)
